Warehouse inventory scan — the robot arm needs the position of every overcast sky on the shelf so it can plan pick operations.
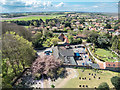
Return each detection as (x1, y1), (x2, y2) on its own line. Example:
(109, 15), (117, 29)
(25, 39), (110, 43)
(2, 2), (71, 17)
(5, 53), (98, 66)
(0, 0), (119, 13)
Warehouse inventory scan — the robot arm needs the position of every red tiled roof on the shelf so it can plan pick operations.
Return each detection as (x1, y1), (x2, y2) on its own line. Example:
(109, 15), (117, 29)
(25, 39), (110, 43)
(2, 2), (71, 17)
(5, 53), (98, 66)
(107, 29), (114, 31)
(59, 33), (69, 43)
(31, 31), (36, 34)
(98, 62), (105, 69)
(64, 36), (69, 43)
(106, 62), (120, 68)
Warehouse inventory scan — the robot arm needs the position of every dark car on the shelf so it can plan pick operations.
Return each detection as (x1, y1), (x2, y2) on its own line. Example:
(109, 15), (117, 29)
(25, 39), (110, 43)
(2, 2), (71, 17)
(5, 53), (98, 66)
(44, 50), (52, 54)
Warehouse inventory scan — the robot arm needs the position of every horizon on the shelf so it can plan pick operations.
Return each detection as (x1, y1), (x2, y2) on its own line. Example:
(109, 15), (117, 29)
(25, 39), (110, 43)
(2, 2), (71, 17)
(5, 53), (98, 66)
(0, 1), (119, 13)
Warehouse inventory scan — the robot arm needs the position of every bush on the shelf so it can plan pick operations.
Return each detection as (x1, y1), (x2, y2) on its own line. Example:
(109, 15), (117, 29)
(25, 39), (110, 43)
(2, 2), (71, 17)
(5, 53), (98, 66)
(97, 82), (110, 90)
(111, 76), (120, 90)
(51, 84), (55, 88)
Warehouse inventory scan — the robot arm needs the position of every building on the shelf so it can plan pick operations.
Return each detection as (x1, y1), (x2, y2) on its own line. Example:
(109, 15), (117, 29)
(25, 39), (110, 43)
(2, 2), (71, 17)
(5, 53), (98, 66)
(107, 29), (114, 33)
(105, 62), (120, 71)
(52, 46), (77, 65)
(115, 29), (120, 35)
(58, 33), (69, 45)
(73, 34), (87, 39)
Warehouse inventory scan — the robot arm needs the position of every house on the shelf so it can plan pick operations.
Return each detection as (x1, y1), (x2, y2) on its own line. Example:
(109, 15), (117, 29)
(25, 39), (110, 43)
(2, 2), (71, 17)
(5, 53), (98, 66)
(107, 29), (114, 33)
(115, 29), (120, 35)
(52, 46), (77, 65)
(73, 34), (87, 39)
(52, 27), (58, 30)
(31, 31), (37, 34)
(105, 62), (120, 71)
(58, 33), (69, 45)
(76, 21), (80, 26)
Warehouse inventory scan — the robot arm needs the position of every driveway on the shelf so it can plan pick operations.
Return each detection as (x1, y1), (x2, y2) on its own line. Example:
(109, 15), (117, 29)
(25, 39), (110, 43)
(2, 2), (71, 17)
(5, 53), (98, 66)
(36, 47), (52, 57)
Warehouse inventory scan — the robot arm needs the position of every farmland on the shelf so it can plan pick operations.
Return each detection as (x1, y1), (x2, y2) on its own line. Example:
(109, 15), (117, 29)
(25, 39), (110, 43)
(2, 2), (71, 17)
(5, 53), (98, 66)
(2, 15), (65, 21)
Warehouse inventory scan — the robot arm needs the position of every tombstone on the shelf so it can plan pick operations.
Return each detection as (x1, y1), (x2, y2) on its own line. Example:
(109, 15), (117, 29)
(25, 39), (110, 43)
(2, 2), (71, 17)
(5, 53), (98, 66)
(79, 85), (81, 87)
(83, 85), (84, 87)
(36, 82), (37, 84)
(94, 76), (96, 78)
(39, 82), (41, 84)
(86, 85), (88, 87)
(98, 77), (100, 79)
(95, 74), (96, 76)
(95, 87), (97, 89)
(79, 77), (81, 79)
(92, 73), (93, 76)
(89, 73), (91, 75)
(82, 78), (84, 80)
(85, 77), (86, 79)
(89, 78), (91, 80)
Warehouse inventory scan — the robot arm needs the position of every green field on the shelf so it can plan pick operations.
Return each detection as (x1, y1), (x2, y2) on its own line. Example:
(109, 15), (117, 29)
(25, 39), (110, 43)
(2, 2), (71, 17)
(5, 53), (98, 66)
(62, 69), (119, 88)
(94, 48), (119, 62)
(3, 15), (65, 21)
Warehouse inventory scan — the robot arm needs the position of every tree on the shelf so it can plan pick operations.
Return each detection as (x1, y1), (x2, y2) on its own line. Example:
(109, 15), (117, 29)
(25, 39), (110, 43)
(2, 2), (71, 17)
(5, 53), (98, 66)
(87, 31), (99, 44)
(97, 82), (110, 90)
(105, 24), (112, 29)
(68, 35), (74, 44)
(32, 32), (44, 48)
(51, 38), (61, 46)
(111, 36), (119, 50)
(97, 35), (110, 48)
(64, 22), (71, 28)
(111, 76), (120, 90)
(2, 22), (32, 41)
(33, 21), (38, 27)
(2, 32), (36, 88)
(51, 84), (55, 88)
(31, 55), (63, 79)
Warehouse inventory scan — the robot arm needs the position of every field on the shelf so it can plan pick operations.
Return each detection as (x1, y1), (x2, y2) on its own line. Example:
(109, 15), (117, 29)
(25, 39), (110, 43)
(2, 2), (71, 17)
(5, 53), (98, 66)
(94, 48), (119, 62)
(2, 15), (65, 21)
(62, 69), (119, 88)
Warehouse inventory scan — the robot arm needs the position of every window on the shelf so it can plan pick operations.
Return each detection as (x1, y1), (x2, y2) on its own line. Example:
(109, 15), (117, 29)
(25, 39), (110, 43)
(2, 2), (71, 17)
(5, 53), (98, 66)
(108, 64), (110, 66)
(113, 64), (115, 66)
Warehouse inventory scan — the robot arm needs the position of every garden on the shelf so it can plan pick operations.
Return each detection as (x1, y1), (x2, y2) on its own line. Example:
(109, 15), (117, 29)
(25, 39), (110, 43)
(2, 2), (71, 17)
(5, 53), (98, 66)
(94, 48), (119, 62)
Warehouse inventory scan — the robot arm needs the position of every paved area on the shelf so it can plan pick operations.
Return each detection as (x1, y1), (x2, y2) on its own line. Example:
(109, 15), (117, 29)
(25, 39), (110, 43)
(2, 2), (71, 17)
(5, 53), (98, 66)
(36, 47), (52, 57)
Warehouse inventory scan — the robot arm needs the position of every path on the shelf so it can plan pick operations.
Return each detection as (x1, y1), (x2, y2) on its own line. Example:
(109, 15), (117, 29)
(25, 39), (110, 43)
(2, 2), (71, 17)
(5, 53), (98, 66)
(55, 68), (78, 88)
(110, 49), (120, 57)
(85, 44), (105, 69)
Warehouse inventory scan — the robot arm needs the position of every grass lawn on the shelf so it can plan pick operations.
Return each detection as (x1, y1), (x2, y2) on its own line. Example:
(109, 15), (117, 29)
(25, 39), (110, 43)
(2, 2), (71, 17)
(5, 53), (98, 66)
(62, 69), (119, 88)
(3, 15), (65, 21)
(94, 48), (119, 62)
(95, 48), (113, 57)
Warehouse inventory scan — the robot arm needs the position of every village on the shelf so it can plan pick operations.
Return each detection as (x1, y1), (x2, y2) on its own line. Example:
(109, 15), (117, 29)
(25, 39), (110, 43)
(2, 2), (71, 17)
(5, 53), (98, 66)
(2, 12), (120, 89)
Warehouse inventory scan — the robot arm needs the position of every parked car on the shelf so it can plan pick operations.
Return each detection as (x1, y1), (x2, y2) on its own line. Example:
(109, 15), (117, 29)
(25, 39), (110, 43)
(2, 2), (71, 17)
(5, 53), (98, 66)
(44, 50), (52, 54)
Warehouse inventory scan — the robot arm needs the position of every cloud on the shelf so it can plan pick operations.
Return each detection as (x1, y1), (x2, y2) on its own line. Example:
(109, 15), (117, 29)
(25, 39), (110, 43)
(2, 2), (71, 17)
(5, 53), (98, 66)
(0, 0), (54, 10)
(93, 5), (98, 8)
(55, 2), (64, 7)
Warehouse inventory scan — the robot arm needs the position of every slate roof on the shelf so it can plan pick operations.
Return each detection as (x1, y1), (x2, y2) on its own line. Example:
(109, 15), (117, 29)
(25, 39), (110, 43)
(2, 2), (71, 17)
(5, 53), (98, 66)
(89, 63), (100, 69)
(59, 47), (74, 57)
(52, 46), (77, 65)
(52, 46), (59, 59)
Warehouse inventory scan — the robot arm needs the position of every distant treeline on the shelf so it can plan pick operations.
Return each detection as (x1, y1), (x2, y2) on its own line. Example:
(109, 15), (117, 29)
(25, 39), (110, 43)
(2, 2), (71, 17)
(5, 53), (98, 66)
(4, 18), (61, 27)
(1, 12), (66, 18)
(4, 19), (44, 26)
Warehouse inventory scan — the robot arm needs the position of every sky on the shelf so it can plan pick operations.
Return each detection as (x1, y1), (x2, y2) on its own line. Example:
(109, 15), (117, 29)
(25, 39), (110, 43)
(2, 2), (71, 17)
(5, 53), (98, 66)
(0, 0), (119, 13)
